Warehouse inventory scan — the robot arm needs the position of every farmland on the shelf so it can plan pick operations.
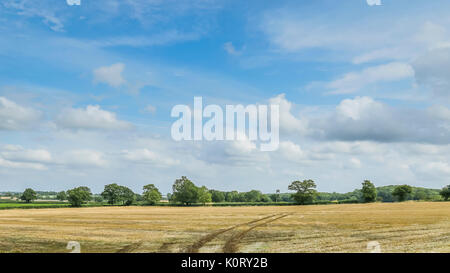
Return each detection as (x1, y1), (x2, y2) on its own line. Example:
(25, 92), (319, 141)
(0, 202), (448, 253)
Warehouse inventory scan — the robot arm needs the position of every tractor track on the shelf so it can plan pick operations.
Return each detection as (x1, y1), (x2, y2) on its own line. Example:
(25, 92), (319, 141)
(184, 213), (280, 253)
(222, 213), (291, 253)
(116, 241), (143, 253)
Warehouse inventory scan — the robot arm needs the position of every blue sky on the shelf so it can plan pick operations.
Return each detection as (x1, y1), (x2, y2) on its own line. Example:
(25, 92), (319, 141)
(0, 0), (449, 194)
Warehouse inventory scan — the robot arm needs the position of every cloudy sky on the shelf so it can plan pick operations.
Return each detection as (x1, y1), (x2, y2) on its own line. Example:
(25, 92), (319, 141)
(0, 0), (449, 194)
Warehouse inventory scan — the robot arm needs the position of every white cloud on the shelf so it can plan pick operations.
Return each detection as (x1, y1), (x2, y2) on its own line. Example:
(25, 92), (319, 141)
(352, 48), (408, 64)
(414, 22), (449, 49)
(0, 97), (41, 130)
(327, 62), (414, 94)
(56, 105), (133, 130)
(93, 63), (126, 88)
(0, 145), (51, 170)
(61, 150), (108, 168)
(336, 96), (385, 121)
(122, 149), (179, 167)
(223, 42), (243, 56)
(225, 139), (257, 155)
(1, 145), (52, 163)
(279, 141), (305, 162)
(0, 158), (47, 170)
(269, 94), (308, 134)
(366, 0), (381, 6)
(260, 12), (396, 53)
(310, 96), (450, 144)
(3, 0), (65, 32)
(66, 0), (81, 6)
(349, 157), (362, 168)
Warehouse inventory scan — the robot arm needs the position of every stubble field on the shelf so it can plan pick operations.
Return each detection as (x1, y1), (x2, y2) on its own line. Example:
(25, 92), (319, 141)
(0, 202), (448, 253)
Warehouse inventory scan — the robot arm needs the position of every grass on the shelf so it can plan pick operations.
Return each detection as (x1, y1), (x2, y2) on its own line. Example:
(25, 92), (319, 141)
(0, 202), (448, 253)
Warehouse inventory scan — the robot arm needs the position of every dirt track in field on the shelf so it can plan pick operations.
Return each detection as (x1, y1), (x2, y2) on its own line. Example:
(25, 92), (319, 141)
(185, 213), (280, 253)
(222, 213), (292, 253)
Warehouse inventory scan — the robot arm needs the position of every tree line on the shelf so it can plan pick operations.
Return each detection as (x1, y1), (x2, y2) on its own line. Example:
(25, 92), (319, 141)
(13, 178), (450, 207)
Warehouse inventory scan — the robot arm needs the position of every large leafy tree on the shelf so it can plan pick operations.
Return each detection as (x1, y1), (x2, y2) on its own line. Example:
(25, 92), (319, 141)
(197, 186), (212, 205)
(172, 176), (199, 205)
(142, 184), (162, 205)
(440, 185), (450, 201)
(225, 191), (238, 202)
(20, 188), (37, 203)
(119, 186), (135, 206)
(244, 190), (263, 202)
(210, 190), (225, 203)
(288, 179), (318, 205)
(56, 191), (67, 201)
(361, 180), (377, 203)
(392, 185), (412, 202)
(67, 187), (92, 207)
(101, 183), (122, 204)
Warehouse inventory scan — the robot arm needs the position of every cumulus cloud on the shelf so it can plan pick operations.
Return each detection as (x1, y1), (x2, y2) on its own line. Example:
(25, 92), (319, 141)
(310, 97), (450, 144)
(0, 97), (41, 130)
(0, 145), (109, 170)
(1, 145), (52, 163)
(56, 105), (133, 130)
(269, 94), (308, 134)
(0, 145), (51, 170)
(279, 141), (305, 162)
(225, 139), (257, 155)
(93, 63), (126, 88)
(268, 95), (450, 145)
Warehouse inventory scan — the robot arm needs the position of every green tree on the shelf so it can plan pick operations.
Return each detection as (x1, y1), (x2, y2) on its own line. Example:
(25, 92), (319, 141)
(67, 187), (92, 207)
(135, 193), (144, 202)
(225, 191), (238, 202)
(210, 190), (225, 203)
(93, 195), (104, 203)
(440, 185), (450, 201)
(101, 183), (122, 204)
(244, 190), (263, 202)
(288, 179), (318, 205)
(172, 176), (199, 205)
(20, 188), (37, 203)
(361, 180), (377, 203)
(142, 184), (162, 205)
(197, 186), (212, 205)
(56, 191), (67, 201)
(260, 194), (271, 202)
(392, 185), (412, 202)
(118, 186), (135, 206)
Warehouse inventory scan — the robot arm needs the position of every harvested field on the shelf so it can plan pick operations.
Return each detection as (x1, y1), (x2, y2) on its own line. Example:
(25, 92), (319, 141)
(0, 202), (448, 253)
